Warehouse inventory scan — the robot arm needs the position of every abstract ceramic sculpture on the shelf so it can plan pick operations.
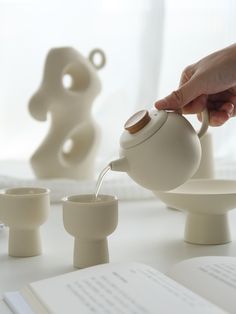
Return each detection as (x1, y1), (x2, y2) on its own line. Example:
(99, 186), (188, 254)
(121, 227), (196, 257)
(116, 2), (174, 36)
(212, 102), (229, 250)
(63, 194), (118, 268)
(0, 187), (50, 257)
(29, 47), (105, 179)
(110, 109), (209, 191)
(156, 179), (236, 245)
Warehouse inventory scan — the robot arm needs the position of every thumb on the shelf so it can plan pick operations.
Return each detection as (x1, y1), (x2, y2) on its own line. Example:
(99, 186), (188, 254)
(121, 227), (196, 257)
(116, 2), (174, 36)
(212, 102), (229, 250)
(155, 78), (202, 110)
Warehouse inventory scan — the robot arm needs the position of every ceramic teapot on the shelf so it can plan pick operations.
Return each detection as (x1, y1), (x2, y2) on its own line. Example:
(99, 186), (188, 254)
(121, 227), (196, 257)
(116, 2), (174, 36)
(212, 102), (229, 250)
(109, 109), (209, 191)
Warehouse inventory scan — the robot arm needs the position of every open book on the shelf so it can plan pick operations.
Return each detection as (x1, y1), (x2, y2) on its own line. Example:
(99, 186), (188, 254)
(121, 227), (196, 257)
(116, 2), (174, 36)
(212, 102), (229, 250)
(4, 256), (236, 314)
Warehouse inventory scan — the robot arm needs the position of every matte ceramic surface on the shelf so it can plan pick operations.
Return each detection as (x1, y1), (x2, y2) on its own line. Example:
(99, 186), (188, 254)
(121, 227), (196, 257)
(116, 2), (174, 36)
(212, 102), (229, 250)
(63, 194), (118, 269)
(192, 132), (214, 179)
(110, 109), (209, 191)
(0, 187), (50, 257)
(155, 179), (236, 244)
(29, 47), (105, 179)
(167, 132), (215, 211)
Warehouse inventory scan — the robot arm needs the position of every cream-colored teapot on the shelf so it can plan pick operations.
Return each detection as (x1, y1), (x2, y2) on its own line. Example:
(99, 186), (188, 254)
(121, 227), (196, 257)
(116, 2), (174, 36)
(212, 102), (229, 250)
(110, 109), (209, 191)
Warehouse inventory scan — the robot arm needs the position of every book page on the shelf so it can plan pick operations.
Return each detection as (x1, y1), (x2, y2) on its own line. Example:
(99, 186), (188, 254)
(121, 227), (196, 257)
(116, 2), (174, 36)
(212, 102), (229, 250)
(168, 256), (236, 314)
(16, 263), (225, 314)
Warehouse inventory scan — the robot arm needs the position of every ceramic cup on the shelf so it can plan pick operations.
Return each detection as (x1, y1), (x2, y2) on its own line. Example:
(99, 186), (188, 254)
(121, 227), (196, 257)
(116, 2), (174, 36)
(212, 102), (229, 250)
(0, 187), (50, 257)
(63, 194), (118, 269)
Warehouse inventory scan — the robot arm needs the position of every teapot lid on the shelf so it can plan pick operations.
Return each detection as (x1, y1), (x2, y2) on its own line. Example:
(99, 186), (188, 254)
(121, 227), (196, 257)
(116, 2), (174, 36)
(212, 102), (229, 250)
(120, 109), (168, 149)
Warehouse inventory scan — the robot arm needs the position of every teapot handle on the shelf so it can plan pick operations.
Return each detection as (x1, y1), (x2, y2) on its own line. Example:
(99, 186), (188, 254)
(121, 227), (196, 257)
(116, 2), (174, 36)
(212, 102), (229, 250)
(197, 108), (209, 138)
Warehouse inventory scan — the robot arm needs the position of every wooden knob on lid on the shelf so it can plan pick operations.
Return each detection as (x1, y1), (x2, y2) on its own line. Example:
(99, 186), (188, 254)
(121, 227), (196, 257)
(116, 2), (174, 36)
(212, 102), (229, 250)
(124, 110), (151, 134)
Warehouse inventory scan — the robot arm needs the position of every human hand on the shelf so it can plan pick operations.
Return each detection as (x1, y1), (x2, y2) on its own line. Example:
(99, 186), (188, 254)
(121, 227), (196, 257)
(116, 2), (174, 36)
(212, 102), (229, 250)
(155, 44), (236, 126)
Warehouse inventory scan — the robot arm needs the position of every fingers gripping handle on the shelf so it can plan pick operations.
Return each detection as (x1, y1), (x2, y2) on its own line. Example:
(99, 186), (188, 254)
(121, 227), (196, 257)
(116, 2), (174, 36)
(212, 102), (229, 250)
(198, 108), (209, 138)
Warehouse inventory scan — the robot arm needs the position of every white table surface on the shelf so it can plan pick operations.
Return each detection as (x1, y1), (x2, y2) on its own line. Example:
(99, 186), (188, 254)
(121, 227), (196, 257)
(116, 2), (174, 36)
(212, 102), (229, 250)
(1, 160), (236, 313)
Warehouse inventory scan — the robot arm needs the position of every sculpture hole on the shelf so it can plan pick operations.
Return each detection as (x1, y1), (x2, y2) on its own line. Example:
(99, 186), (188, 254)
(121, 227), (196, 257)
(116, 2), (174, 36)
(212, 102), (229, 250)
(62, 139), (74, 154)
(63, 63), (90, 92)
(92, 53), (103, 68)
(62, 74), (73, 89)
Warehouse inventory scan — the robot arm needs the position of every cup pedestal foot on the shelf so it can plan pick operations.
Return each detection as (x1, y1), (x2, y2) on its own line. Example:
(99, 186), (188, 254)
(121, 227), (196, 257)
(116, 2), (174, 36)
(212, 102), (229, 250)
(184, 212), (231, 245)
(73, 238), (109, 268)
(9, 228), (42, 257)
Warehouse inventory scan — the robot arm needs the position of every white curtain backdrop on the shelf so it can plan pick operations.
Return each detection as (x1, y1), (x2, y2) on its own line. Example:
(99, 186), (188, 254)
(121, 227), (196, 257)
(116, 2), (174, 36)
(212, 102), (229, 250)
(0, 0), (236, 175)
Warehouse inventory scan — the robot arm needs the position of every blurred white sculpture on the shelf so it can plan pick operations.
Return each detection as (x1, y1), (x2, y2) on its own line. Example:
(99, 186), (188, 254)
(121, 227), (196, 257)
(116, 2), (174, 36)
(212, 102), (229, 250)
(29, 47), (105, 179)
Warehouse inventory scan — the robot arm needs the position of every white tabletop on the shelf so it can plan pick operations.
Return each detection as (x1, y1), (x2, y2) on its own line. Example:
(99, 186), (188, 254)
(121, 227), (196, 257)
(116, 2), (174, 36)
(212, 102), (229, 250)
(1, 161), (236, 313)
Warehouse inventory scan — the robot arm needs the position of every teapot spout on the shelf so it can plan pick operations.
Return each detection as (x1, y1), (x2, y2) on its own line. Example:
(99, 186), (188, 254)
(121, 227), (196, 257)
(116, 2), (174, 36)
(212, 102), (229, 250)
(109, 157), (129, 172)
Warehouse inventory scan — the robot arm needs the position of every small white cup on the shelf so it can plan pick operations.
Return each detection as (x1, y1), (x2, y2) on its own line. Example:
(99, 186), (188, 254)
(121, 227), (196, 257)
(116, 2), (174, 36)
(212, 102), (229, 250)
(0, 187), (50, 257)
(63, 194), (118, 269)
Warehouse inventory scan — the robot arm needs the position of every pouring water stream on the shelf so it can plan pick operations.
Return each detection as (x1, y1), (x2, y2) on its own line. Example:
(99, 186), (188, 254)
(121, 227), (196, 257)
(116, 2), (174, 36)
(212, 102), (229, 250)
(95, 165), (111, 199)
